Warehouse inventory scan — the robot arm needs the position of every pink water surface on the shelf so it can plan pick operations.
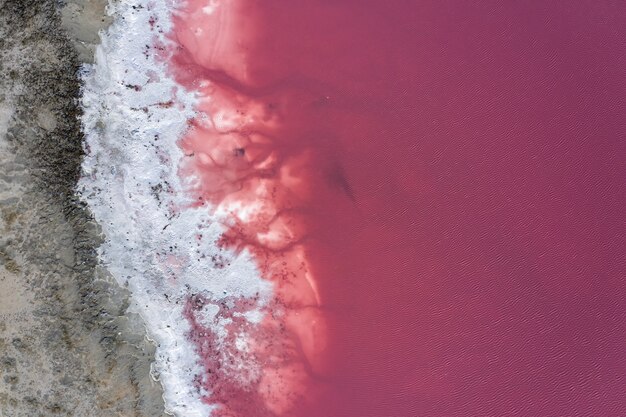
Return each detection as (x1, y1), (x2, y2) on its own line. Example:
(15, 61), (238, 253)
(168, 1), (626, 416)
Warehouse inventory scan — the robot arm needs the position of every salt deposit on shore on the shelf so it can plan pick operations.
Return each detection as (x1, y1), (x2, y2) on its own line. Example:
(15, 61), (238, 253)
(0, 1), (166, 415)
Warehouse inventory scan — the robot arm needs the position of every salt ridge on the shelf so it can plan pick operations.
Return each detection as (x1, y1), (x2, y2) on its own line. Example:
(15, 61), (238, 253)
(78, 1), (272, 416)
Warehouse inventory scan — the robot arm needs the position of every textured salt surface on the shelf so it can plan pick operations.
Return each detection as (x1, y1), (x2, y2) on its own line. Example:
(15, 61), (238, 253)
(78, 1), (272, 415)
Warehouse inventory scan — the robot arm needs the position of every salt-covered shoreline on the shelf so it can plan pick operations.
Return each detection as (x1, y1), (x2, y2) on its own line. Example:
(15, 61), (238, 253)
(1, 1), (166, 416)
(78, 1), (272, 415)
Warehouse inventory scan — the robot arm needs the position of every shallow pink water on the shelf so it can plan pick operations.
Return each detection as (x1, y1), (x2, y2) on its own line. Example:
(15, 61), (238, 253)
(168, 1), (626, 416)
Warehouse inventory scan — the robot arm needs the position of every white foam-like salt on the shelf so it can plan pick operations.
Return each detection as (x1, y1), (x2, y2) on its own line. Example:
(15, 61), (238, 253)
(78, 1), (271, 415)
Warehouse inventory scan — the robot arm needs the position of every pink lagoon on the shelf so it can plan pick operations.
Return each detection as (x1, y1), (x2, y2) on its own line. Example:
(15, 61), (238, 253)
(76, 1), (626, 416)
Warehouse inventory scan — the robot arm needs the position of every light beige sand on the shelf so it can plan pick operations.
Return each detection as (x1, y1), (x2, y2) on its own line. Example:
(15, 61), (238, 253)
(0, 252), (34, 319)
(61, 0), (112, 63)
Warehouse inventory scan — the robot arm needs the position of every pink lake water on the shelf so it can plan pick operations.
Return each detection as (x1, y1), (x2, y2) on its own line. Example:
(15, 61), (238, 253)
(167, 1), (626, 416)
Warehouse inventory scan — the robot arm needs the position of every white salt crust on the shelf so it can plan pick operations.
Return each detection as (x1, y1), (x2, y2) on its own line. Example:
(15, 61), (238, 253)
(78, 1), (271, 415)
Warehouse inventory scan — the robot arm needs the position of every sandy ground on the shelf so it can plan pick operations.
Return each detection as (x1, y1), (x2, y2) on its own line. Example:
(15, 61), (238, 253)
(0, 1), (166, 416)
(61, 0), (113, 63)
